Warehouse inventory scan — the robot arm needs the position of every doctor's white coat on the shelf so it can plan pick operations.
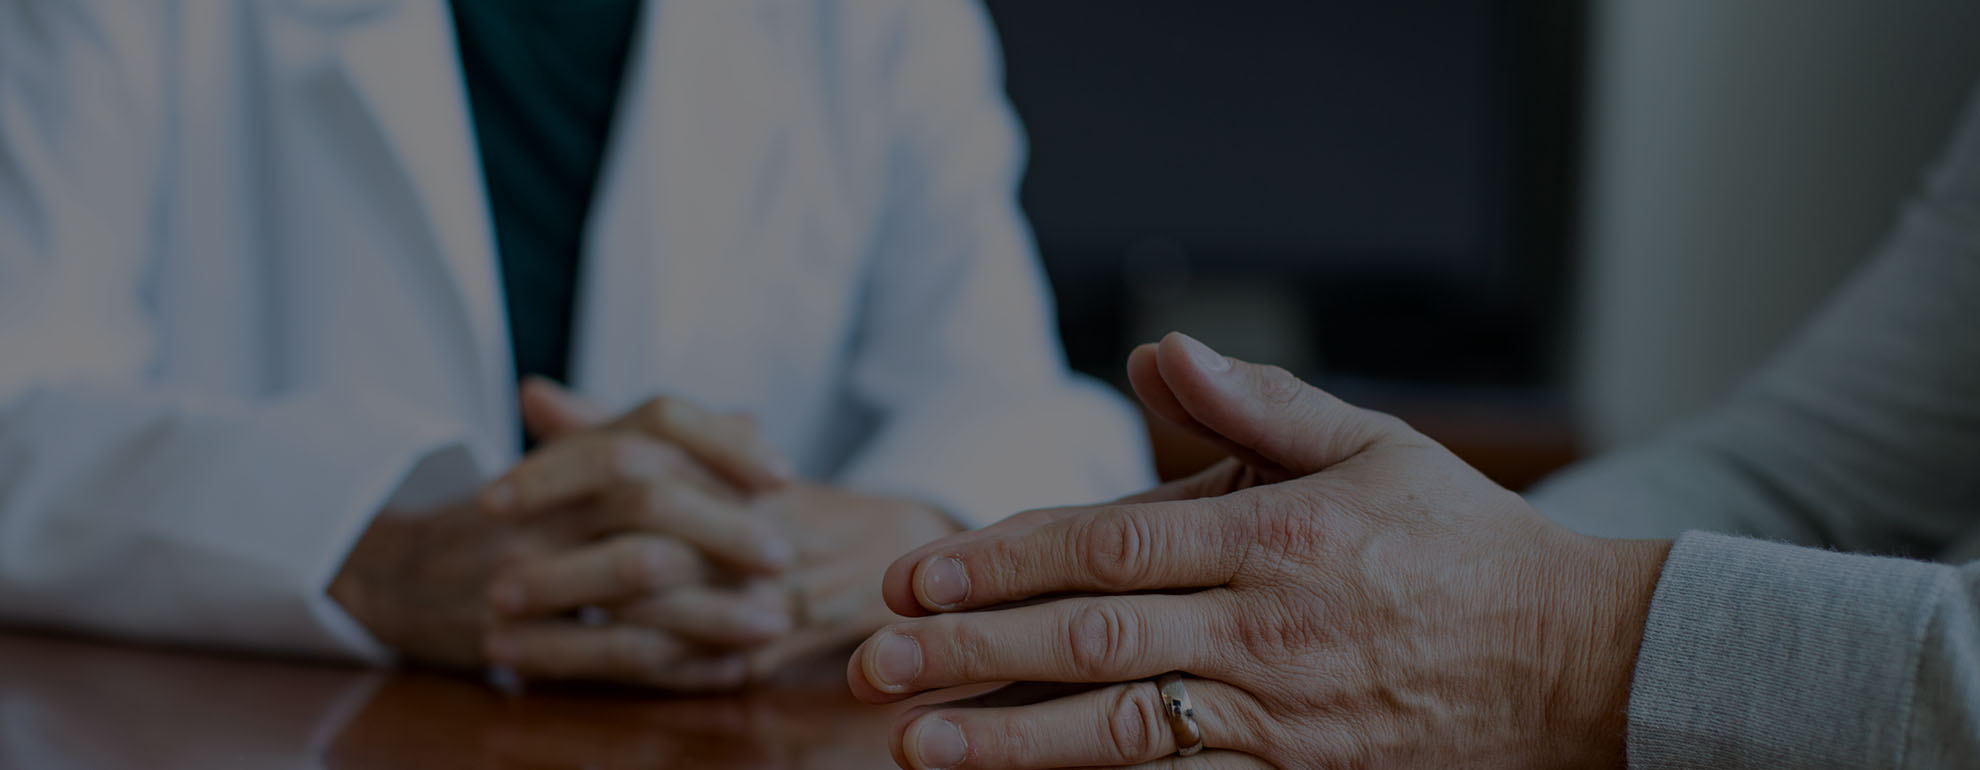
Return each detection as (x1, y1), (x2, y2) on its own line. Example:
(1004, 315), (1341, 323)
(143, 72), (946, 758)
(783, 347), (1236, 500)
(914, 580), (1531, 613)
(0, 0), (1151, 660)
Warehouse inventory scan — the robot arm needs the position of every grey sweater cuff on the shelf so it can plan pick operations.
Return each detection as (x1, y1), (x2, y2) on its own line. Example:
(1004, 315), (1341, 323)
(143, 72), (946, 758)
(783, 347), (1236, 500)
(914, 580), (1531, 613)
(1627, 531), (1943, 769)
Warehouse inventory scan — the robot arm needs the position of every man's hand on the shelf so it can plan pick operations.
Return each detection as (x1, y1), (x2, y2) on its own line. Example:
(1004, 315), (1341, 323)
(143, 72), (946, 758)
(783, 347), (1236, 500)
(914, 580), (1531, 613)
(848, 334), (1670, 770)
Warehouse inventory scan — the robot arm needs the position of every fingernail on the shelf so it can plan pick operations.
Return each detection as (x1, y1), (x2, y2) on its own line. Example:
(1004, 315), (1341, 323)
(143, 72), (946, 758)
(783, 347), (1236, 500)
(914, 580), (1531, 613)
(870, 633), (921, 689)
(490, 579), (525, 613)
(482, 481), (516, 515)
(917, 557), (969, 609)
(1174, 332), (1231, 372)
(912, 717), (968, 770)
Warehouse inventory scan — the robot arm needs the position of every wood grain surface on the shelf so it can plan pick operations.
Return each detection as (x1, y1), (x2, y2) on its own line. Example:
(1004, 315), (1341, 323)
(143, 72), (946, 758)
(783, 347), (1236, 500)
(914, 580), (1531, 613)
(0, 630), (915, 769)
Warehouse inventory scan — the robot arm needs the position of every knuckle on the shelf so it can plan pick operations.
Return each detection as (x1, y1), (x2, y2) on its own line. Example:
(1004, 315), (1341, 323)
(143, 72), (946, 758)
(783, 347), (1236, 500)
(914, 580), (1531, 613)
(630, 483), (675, 525)
(936, 616), (990, 681)
(1103, 684), (1168, 762)
(969, 538), (1021, 595)
(643, 440), (689, 472)
(655, 395), (703, 431)
(1066, 602), (1138, 673)
(1239, 489), (1328, 555)
(1232, 595), (1329, 665)
(646, 441), (690, 474)
(638, 396), (672, 422)
(614, 539), (667, 591)
(1255, 365), (1306, 406)
(595, 436), (644, 481)
(1077, 511), (1151, 590)
(1232, 604), (1292, 662)
(632, 396), (683, 436)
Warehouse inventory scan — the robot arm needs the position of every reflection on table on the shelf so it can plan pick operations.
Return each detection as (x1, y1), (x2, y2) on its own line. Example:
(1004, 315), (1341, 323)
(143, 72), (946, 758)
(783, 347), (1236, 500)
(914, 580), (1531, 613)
(0, 630), (906, 769)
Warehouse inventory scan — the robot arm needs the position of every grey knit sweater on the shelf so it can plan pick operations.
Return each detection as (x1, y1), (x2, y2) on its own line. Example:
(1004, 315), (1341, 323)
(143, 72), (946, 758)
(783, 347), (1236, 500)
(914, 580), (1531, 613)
(1529, 85), (1980, 767)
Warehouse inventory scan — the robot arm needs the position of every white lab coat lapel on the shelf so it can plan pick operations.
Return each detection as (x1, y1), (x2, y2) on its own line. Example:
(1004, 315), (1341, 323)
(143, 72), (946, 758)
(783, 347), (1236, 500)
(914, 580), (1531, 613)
(574, 0), (795, 412)
(292, 0), (516, 462)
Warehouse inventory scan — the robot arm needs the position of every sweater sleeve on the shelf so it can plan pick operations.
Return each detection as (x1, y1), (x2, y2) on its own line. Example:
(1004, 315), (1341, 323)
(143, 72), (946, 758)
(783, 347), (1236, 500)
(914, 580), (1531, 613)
(1528, 79), (1980, 557)
(1626, 532), (1978, 769)
(1526, 80), (1980, 768)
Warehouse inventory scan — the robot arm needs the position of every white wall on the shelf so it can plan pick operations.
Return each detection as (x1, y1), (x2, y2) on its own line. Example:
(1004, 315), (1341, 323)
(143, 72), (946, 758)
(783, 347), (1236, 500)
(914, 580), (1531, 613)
(1571, 0), (1980, 449)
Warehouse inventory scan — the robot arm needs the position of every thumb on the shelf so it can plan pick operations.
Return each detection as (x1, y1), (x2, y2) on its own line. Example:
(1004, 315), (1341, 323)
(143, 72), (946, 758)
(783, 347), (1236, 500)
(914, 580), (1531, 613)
(1138, 332), (1400, 477)
(519, 377), (609, 441)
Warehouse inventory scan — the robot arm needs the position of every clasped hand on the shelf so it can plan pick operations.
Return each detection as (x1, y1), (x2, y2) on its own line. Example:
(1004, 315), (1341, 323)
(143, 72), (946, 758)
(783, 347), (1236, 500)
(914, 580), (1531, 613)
(476, 380), (801, 689)
(333, 379), (954, 691)
(848, 335), (1668, 770)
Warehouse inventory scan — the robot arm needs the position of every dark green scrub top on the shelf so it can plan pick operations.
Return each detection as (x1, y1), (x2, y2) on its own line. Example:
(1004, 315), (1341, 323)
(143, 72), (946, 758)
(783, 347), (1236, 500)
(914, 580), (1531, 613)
(450, 0), (644, 399)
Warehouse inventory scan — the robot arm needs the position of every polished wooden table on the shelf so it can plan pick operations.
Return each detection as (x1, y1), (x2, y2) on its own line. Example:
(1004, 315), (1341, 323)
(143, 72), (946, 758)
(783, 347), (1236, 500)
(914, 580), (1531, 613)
(0, 630), (912, 769)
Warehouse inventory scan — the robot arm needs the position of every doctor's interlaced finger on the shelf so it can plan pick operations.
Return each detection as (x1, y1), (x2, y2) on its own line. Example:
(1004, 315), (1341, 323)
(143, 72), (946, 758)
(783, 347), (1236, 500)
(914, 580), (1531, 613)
(497, 391), (796, 505)
(487, 534), (794, 646)
(487, 533), (710, 617)
(479, 431), (794, 573)
(482, 623), (752, 692)
(612, 581), (795, 647)
(518, 376), (612, 441)
(605, 396), (797, 491)
(484, 431), (734, 517)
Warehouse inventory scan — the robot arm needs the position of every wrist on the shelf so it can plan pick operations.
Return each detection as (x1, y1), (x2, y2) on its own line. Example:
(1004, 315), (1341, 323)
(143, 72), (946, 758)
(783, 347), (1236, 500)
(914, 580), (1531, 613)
(329, 512), (415, 649)
(1547, 535), (1671, 769)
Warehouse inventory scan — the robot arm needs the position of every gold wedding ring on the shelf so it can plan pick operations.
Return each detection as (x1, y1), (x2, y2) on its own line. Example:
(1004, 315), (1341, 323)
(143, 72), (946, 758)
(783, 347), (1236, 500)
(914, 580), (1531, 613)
(1155, 672), (1205, 757)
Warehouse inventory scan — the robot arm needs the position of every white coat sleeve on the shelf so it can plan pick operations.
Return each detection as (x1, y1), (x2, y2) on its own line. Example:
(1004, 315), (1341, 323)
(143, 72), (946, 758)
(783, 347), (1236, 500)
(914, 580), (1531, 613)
(831, 0), (1154, 527)
(0, 0), (469, 662)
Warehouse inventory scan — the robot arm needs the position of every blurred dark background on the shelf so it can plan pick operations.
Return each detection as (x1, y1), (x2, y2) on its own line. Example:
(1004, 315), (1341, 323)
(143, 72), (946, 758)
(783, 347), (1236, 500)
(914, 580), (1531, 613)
(984, 0), (1588, 484)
